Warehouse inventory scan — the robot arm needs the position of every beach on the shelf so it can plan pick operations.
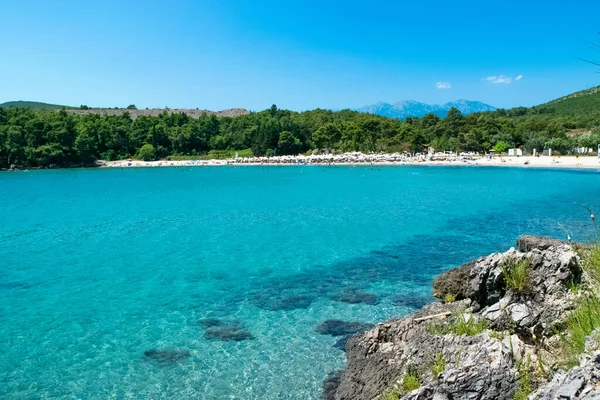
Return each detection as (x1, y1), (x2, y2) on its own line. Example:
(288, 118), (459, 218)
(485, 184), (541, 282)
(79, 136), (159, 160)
(102, 153), (600, 169)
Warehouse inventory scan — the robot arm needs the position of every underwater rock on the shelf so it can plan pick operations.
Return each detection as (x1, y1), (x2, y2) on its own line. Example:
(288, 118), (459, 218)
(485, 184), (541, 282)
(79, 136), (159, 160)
(390, 294), (430, 309)
(249, 293), (314, 311)
(333, 335), (352, 352)
(331, 289), (378, 305)
(322, 370), (342, 400)
(143, 349), (191, 365)
(200, 319), (254, 342)
(315, 320), (374, 337)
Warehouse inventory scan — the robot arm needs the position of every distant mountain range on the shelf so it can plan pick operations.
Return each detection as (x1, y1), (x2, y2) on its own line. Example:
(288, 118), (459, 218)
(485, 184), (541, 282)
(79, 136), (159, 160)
(357, 100), (497, 119)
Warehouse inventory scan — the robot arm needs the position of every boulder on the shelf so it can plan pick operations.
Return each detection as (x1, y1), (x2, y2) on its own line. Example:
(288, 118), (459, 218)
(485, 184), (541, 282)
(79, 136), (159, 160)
(432, 260), (476, 301)
(335, 301), (520, 400)
(330, 239), (586, 400)
(516, 235), (565, 252)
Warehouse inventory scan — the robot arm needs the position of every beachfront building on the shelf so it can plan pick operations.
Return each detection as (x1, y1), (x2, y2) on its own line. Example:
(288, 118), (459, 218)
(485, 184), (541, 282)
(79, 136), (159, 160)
(508, 148), (523, 156)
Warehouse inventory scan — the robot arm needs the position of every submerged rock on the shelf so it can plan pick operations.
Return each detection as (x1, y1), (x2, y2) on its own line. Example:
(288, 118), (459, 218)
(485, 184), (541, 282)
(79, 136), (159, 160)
(323, 370), (343, 400)
(331, 289), (379, 305)
(333, 335), (352, 352)
(200, 319), (254, 342)
(391, 294), (431, 309)
(143, 349), (191, 365)
(249, 293), (314, 311)
(315, 320), (374, 337)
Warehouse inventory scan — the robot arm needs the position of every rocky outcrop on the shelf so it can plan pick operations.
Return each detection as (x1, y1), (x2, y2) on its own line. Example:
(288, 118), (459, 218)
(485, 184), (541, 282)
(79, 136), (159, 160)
(332, 237), (589, 400)
(516, 235), (566, 253)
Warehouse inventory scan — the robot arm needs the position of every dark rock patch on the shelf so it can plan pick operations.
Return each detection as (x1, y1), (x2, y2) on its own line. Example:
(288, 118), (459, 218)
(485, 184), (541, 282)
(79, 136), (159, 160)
(432, 260), (477, 301)
(143, 349), (191, 365)
(322, 370), (342, 400)
(331, 289), (378, 305)
(390, 293), (430, 309)
(0, 282), (32, 290)
(200, 319), (254, 342)
(516, 235), (565, 252)
(333, 335), (352, 352)
(315, 320), (374, 337)
(249, 293), (314, 311)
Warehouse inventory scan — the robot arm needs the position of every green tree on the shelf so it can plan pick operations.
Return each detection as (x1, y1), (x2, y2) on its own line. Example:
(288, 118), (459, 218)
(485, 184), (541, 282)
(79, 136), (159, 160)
(137, 143), (156, 161)
(493, 141), (509, 153)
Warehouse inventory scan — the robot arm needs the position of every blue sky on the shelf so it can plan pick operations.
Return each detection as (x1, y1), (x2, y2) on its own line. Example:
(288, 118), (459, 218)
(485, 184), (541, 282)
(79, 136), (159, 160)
(1, 0), (600, 111)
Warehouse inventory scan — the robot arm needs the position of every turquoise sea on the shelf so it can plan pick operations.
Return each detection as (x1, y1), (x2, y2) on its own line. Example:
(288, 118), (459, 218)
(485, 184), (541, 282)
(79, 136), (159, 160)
(1, 165), (600, 399)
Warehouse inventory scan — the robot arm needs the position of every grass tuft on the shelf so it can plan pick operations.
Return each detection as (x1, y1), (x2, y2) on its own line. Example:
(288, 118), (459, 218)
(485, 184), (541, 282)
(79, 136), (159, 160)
(513, 356), (533, 400)
(401, 368), (421, 394)
(428, 312), (488, 337)
(560, 294), (600, 366)
(443, 293), (457, 303)
(583, 245), (600, 284)
(430, 352), (446, 380)
(380, 384), (402, 400)
(501, 257), (530, 293)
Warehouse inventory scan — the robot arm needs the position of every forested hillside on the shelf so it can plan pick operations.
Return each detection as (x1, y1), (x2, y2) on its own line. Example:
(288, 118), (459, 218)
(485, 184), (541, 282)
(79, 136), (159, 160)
(0, 101), (71, 110)
(1, 87), (600, 169)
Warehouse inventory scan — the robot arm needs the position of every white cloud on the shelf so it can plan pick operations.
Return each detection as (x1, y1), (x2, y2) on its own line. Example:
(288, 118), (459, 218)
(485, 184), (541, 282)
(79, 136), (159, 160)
(436, 81), (451, 89)
(483, 74), (523, 84)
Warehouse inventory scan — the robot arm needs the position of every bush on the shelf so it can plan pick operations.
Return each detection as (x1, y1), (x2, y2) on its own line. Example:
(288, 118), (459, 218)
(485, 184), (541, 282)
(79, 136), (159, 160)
(137, 144), (155, 161)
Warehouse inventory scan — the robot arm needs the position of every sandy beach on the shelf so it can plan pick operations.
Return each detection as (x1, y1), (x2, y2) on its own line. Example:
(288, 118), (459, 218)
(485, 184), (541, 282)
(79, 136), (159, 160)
(102, 153), (600, 170)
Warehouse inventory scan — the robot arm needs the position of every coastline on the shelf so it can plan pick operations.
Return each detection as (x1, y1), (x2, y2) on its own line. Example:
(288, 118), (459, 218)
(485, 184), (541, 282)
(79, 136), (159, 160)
(100, 155), (600, 170)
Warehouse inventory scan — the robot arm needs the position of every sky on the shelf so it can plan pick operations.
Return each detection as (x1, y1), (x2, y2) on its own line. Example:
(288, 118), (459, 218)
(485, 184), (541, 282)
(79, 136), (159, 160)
(1, 0), (600, 111)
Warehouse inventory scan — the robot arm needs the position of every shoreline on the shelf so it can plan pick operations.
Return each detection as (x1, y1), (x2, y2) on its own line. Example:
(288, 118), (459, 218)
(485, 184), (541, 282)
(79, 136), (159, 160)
(101, 155), (600, 170)
(4, 155), (600, 172)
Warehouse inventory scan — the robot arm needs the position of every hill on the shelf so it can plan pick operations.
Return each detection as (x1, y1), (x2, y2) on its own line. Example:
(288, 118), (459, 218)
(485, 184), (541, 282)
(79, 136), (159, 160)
(0, 101), (71, 109)
(537, 85), (600, 115)
(67, 108), (250, 119)
(357, 99), (496, 119)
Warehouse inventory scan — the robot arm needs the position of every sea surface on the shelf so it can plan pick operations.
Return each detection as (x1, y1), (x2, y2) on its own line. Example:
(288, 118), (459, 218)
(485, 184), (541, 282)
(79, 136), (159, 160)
(1, 165), (600, 399)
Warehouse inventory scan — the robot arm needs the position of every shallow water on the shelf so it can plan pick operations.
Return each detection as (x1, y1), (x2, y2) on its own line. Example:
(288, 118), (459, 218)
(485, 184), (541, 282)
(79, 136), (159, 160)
(1, 165), (599, 399)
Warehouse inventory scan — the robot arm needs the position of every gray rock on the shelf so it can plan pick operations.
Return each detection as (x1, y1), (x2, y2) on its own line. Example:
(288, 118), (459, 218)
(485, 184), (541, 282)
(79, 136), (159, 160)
(433, 260), (477, 301)
(331, 239), (588, 400)
(516, 235), (566, 252)
(531, 352), (600, 399)
(334, 301), (519, 400)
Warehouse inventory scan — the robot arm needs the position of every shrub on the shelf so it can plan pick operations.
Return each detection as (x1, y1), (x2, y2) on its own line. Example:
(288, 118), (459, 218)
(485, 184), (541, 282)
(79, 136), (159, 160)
(501, 257), (530, 293)
(137, 144), (156, 161)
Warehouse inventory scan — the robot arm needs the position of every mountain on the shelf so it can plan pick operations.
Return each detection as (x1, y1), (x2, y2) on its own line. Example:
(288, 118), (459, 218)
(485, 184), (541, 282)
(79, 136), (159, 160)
(0, 101), (71, 109)
(357, 99), (496, 119)
(536, 85), (600, 115)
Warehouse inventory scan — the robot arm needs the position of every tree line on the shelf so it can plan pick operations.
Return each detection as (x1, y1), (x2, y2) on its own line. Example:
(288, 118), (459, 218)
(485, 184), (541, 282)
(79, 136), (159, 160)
(1, 103), (599, 169)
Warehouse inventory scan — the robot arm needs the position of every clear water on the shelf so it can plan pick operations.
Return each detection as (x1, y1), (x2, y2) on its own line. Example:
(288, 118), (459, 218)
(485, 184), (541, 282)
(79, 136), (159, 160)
(1, 166), (599, 399)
